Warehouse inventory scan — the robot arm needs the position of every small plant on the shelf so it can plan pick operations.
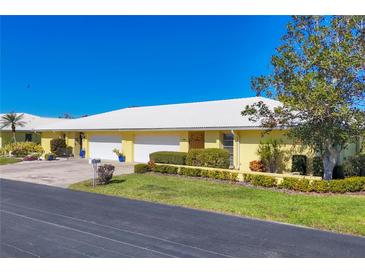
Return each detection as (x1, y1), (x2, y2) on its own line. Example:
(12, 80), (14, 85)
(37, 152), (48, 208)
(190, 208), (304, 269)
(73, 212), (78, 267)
(257, 139), (286, 173)
(23, 153), (40, 161)
(50, 138), (67, 156)
(134, 164), (150, 173)
(112, 148), (123, 156)
(97, 164), (115, 184)
(44, 153), (56, 161)
(249, 160), (266, 172)
(148, 160), (156, 170)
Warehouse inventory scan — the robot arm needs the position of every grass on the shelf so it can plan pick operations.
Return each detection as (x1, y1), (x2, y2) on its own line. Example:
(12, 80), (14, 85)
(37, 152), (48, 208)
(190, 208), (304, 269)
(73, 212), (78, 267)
(0, 157), (22, 165)
(69, 173), (365, 236)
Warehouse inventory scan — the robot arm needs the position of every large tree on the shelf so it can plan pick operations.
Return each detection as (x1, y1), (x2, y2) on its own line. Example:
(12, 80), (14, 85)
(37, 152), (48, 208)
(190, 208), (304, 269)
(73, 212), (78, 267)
(242, 16), (365, 180)
(0, 112), (27, 143)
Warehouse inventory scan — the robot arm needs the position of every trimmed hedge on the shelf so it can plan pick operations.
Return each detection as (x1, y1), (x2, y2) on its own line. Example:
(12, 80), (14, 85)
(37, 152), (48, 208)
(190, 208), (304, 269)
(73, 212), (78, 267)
(177, 167), (238, 181)
(243, 174), (276, 188)
(186, 148), (230, 169)
(154, 164), (179, 174)
(291, 155), (307, 175)
(134, 164), (150, 173)
(149, 151), (187, 165)
(279, 177), (311, 192)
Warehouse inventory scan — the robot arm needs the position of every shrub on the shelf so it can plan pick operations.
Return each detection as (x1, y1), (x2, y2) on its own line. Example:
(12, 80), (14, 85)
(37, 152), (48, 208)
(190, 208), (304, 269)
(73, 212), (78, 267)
(134, 164), (150, 173)
(23, 153), (40, 161)
(154, 164), (178, 174)
(44, 153), (56, 160)
(328, 177), (365, 193)
(279, 177), (311, 192)
(249, 160), (266, 172)
(4, 142), (44, 157)
(257, 139), (286, 173)
(343, 154), (365, 177)
(244, 174), (277, 187)
(178, 166), (238, 181)
(50, 138), (67, 156)
(291, 155), (307, 175)
(147, 160), (156, 170)
(310, 180), (329, 193)
(332, 165), (345, 179)
(186, 148), (230, 169)
(312, 156), (323, 177)
(149, 151), (187, 165)
(97, 164), (115, 184)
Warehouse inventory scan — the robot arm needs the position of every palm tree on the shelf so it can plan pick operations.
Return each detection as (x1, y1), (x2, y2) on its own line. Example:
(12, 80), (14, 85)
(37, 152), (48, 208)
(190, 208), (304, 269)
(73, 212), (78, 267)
(0, 112), (27, 143)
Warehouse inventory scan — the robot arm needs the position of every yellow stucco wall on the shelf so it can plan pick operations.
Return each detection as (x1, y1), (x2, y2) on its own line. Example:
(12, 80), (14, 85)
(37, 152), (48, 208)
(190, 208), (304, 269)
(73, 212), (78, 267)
(40, 132), (63, 154)
(204, 131), (222, 149)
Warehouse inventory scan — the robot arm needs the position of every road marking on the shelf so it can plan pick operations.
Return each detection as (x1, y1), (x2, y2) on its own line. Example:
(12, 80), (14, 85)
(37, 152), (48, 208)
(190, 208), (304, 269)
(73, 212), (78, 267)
(2, 201), (231, 257)
(1, 209), (176, 258)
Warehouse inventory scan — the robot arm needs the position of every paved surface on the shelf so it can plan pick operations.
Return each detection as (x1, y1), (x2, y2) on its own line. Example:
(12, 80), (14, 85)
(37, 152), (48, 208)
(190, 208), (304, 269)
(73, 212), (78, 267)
(1, 179), (364, 258)
(0, 159), (134, 188)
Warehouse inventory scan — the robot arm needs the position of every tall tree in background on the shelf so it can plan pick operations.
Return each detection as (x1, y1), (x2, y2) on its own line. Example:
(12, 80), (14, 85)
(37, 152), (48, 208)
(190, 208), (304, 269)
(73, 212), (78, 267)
(0, 112), (27, 143)
(242, 16), (365, 180)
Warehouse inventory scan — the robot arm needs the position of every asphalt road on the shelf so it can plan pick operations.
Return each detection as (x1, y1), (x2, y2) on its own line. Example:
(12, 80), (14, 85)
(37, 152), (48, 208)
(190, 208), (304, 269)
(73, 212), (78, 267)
(1, 179), (364, 258)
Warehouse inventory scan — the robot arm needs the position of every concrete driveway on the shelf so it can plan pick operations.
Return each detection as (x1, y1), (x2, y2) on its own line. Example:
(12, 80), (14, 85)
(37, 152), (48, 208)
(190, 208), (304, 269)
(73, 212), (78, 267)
(0, 159), (134, 188)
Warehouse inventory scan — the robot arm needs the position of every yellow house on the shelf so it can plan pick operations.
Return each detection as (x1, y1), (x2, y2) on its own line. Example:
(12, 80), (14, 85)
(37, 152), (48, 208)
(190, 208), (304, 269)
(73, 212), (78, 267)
(0, 113), (65, 148)
(34, 97), (361, 173)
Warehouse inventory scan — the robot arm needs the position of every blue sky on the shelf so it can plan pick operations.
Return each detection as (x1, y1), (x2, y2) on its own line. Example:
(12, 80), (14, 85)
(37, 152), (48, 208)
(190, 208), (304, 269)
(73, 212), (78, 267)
(1, 16), (290, 117)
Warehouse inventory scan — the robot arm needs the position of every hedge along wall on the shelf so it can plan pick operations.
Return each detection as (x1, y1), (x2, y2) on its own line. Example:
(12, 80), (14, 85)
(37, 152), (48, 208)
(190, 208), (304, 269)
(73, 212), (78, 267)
(154, 163), (322, 182)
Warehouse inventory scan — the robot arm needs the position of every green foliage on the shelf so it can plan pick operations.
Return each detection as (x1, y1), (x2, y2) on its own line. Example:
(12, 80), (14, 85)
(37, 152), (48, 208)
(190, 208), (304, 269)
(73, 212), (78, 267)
(243, 174), (277, 187)
(328, 177), (365, 193)
(44, 153), (56, 161)
(241, 16), (365, 180)
(0, 112), (26, 142)
(279, 177), (312, 192)
(257, 139), (286, 173)
(4, 142), (44, 157)
(291, 155), (307, 175)
(154, 164), (179, 174)
(186, 148), (230, 169)
(312, 156), (323, 177)
(343, 154), (365, 177)
(50, 138), (67, 156)
(134, 164), (150, 173)
(178, 166), (238, 181)
(332, 165), (345, 179)
(149, 151), (187, 165)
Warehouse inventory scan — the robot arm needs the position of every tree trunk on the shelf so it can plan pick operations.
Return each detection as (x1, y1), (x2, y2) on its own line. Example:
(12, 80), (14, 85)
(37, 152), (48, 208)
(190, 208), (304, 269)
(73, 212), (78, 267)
(12, 129), (16, 143)
(322, 149), (338, 180)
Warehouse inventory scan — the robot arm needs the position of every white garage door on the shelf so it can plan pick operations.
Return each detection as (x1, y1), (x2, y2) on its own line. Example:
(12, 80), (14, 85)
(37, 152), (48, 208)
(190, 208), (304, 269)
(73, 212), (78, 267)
(89, 135), (122, 160)
(134, 135), (180, 163)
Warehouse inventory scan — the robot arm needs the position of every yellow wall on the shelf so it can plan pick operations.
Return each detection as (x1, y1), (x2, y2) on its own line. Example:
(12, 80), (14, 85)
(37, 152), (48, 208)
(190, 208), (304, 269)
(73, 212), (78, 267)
(204, 131), (221, 149)
(40, 132), (62, 154)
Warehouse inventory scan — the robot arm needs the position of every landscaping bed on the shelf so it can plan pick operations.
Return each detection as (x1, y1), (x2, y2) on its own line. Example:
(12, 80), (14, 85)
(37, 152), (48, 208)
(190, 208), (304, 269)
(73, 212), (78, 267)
(70, 173), (365, 236)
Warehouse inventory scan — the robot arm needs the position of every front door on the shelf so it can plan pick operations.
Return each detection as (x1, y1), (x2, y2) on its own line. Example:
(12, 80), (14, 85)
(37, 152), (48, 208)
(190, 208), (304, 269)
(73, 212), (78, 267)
(189, 132), (205, 150)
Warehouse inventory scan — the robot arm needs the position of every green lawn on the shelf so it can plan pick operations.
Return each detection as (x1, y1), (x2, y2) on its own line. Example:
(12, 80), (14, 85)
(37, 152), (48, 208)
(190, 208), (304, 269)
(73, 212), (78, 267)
(69, 173), (365, 236)
(0, 157), (22, 165)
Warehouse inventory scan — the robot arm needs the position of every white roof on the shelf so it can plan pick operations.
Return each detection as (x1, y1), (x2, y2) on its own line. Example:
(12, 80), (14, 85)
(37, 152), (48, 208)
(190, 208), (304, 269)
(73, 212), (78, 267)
(34, 97), (281, 131)
(0, 113), (66, 132)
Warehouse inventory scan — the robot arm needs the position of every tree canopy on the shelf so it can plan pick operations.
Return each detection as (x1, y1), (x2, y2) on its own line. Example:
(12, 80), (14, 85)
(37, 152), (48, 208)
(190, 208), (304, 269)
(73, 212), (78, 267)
(242, 16), (365, 180)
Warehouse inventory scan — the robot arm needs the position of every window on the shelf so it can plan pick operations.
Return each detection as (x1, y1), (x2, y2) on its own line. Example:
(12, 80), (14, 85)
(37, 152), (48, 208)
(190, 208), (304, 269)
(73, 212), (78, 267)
(25, 133), (32, 142)
(223, 133), (234, 167)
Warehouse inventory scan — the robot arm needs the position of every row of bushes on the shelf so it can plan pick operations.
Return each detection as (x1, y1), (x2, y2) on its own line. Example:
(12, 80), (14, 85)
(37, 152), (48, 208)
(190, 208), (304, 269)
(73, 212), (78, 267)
(243, 173), (365, 193)
(1, 142), (44, 157)
(149, 148), (230, 169)
(134, 163), (239, 181)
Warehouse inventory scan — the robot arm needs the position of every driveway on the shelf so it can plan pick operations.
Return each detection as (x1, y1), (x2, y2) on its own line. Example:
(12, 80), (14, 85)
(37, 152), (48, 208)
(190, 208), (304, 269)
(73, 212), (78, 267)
(1, 179), (364, 258)
(0, 159), (134, 188)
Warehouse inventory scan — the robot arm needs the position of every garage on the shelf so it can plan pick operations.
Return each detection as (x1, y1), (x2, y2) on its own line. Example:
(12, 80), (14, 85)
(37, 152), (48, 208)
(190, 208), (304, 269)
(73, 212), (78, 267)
(134, 134), (180, 163)
(89, 135), (122, 160)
